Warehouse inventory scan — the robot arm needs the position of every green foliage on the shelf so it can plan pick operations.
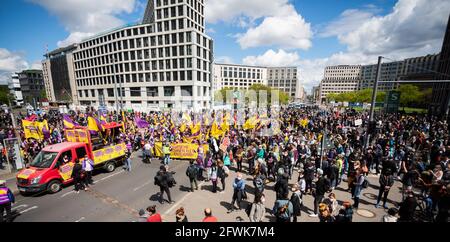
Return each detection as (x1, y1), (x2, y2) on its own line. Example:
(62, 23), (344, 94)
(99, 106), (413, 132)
(214, 84), (290, 105)
(396, 84), (423, 107)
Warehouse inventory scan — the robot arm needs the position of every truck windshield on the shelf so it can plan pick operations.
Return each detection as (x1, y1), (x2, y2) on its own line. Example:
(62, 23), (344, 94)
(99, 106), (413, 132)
(30, 151), (58, 168)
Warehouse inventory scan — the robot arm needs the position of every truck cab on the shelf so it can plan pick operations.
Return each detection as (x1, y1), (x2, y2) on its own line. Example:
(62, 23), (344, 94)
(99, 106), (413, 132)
(17, 142), (89, 194)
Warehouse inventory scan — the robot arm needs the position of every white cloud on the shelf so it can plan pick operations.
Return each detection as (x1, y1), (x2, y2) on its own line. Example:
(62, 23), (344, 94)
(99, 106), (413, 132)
(56, 32), (95, 48)
(30, 0), (137, 47)
(319, 9), (377, 38)
(337, 0), (450, 56)
(243, 49), (300, 67)
(236, 6), (312, 50)
(31, 61), (43, 70)
(0, 48), (30, 85)
(205, 0), (312, 50)
(215, 56), (234, 64)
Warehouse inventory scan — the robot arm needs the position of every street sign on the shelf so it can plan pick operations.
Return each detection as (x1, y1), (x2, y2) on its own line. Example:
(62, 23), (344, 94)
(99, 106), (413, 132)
(385, 91), (401, 113)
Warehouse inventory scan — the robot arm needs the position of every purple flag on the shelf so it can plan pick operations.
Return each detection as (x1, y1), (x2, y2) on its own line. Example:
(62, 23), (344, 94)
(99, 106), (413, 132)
(135, 117), (149, 128)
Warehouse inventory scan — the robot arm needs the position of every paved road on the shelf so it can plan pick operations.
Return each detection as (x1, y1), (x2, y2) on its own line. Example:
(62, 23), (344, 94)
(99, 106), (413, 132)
(10, 152), (190, 222)
(7, 151), (404, 222)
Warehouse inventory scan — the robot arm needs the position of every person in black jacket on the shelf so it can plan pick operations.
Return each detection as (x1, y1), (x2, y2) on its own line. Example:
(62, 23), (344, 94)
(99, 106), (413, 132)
(309, 169), (330, 217)
(290, 184), (302, 222)
(154, 165), (174, 204)
(72, 160), (85, 193)
(375, 168), (395, 209)
(398, 189), (417, 222)
(274, 173), (289, 200)
(304, 159), (315, 194)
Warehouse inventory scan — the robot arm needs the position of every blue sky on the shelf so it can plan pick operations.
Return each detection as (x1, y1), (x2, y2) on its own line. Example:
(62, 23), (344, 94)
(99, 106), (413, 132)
(1, 0), (449, 92)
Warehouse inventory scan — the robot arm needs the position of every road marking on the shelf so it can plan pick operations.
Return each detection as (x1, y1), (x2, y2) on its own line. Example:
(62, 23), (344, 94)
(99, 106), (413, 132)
(61, 191), (75, 198)
(12, 204), (28, 209)
(94, 170), (124, 184)
(133, 181), (152, 192)
(75, 217), (85, 222)
(164, 181), (205, 216)
(19, 206), (37, 214)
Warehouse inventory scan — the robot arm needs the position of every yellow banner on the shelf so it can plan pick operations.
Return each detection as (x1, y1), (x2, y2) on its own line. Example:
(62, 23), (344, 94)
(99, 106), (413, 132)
(154, 142), (209, 160)
(22, 120), (41, 140)
(93, 143), (126, 165)
(66, 129), (90, 144)
(59, 163), (75, 181)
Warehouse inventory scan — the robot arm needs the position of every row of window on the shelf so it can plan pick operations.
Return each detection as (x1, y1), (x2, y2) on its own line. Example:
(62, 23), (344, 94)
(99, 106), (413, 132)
(76, 70), (209, 86)
(222, 72), (262, 79)
(78, 85), (209, 98)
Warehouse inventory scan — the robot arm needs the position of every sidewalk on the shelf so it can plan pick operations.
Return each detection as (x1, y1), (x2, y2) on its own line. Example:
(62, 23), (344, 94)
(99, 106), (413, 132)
(160, 165), (402, 222)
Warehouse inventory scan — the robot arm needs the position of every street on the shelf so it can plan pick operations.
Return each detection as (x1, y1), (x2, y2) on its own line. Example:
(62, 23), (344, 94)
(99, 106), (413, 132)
(7, 151), (404, 222)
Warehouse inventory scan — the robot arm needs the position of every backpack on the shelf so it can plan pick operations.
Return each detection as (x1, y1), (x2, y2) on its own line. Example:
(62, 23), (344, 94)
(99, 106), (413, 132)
(154, 174), (162, 186)
(255, 177), (264, 192)
(245, 203), (253, 217)
(276, 202), (290, 220)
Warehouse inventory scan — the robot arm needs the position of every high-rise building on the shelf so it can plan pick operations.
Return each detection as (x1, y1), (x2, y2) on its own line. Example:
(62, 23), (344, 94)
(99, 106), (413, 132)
(17, 70), (45, 105)
(359, 61), (404, 91)
(398, 54), (440, 90)
(42, 44), (79, 104)
(213, 63), (267, 92)
(8, 74), (23, 106)
(431, 15), (450, 117)
(312, 86), (320, 104)
(267, 67), (300, 101)
(319, 65), (361, 102)
(72, 0), (213, 112)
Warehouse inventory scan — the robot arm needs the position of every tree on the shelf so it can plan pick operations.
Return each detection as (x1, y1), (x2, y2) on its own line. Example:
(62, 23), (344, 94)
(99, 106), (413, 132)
(397, 84), (423, 107)
(0, 86), (14, 105)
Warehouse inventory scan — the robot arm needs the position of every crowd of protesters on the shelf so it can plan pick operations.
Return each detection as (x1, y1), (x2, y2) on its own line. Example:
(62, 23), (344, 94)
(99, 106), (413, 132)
(0, 104), (449, 222)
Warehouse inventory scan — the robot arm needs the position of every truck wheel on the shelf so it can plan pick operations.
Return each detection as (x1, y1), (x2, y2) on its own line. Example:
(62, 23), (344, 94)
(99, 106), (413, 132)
(47, 180), (62, 194)
(105, 162), (116, 173)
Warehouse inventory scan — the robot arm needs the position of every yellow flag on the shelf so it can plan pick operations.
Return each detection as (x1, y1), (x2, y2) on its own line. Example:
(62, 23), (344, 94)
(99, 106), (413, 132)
(87, 117), (99, 132)
(191, 122), (201, 135)
(22, 120), (41, 140)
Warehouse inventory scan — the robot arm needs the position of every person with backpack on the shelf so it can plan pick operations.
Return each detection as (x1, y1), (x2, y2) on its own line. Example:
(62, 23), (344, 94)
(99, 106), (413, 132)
(274, 172), (289, 200)
(253, 171), (265, 199)
(272, 193), (293, 222)
(352, 168), (365, 209)
(290, 184), (303, 222)
(154, 165), (175, 204)
(186, 160), (198, 192)
(228, 172), (245, 213)
(217, 160), (229, 193)
(375, 168), (394, 209)
(309, 169), (330, 217)
(248, 193), (266, 222)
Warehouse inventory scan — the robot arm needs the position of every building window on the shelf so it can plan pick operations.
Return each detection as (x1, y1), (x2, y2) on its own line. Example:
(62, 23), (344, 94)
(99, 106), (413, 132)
(130, 87), (141, 97)
(181, 86), (192, 96)
(146, 87), (158, 97)
(164, 86), (175, 96)
(107, 88), (114, 97)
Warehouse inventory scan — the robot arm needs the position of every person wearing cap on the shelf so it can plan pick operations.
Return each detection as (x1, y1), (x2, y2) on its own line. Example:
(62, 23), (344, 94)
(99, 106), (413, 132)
(137, 208), (149, 222)
(202, 208), (218, 222)
(146, 205), (162, 222)
(309, 168), (330, 217)
(0, 180), (15, 222)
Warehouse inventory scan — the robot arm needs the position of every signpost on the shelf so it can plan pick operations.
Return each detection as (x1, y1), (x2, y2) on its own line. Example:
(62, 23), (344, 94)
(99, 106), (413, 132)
(385, 91), (401, 113)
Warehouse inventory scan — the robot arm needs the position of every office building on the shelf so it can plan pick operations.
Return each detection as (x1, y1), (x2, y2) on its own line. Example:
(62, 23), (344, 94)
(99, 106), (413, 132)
(42, 44), (79, 104)
(8, 74), (24, 106)
(267, 67), (300, 101)
(359, 61), (404, 91)
(213, 63), (267, 91)
(431, 15), (450, 117)
(72, 0), (213, 112)
(17, 70), (45, 105)
(319, 65), (361, 102)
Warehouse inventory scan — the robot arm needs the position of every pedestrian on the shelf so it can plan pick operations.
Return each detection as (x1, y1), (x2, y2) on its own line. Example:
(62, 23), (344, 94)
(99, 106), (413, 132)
(163, 142), (171, 165)
(146, 205), (162, 222)
(325, 193), (340, 217)
(82, 154), (94, 186)
(398, 189), (418, 222)
(297, 169), (306, 194)
(318, 203), (335, 222)
(186, 160), (198, 192)
(205, 154), (213, 181)
(154, 165), (175, 204)
(143, 141), (151, 164)
(382, 207), (398, 222)
(175, 207), (188, 222)
(0, 180), (15, 223)
(274, 173), (289, 200)
(272, 193), (293, 222)
(253, 170), (265, 199)
(124, 149), (132, 172)
(228, 172), (245, 212)
(203, 208), (218, 222)
(309, 168), (329, 217)
(249, 193), (266, 222)
(72, 159), (85, 193)
(375, 168), (394, 209)
(138, 209), (149, 222)
(290, 184), (303, 222)
(210, 162), (218, 193)
(352, 168), (365, 209)
(217, 160), (228, 193)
